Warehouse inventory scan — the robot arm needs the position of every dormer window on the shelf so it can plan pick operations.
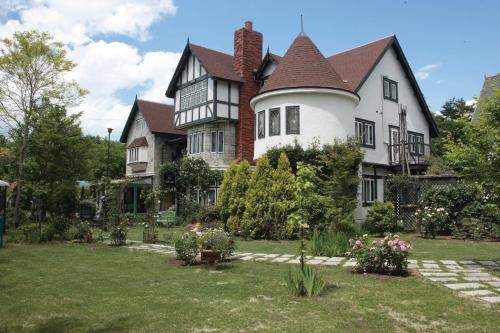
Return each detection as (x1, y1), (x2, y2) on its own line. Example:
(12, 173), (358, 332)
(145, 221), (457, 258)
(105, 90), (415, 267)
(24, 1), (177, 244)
(383, 77), (398, 102)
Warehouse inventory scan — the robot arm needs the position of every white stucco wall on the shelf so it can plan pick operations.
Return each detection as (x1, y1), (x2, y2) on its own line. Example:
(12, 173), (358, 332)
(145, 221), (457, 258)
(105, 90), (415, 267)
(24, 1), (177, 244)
(125, 109), (156, 178)
(354, 46), (431, 165)
(251, 88), (359, 159)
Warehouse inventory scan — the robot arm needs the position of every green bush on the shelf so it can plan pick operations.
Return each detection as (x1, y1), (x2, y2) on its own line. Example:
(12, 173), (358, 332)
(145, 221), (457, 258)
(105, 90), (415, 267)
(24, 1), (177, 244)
(110, 224), (127, 246)
(196, 206), (221, 229)
(347, 234), (411, 275)
(310, 229), (353, 257)
(72, 221), (93, 242)
(174, 232), (199, 264)
(122, 213), (146, 226)
(285, 265), (325, 297)
(199, 229), (234, 258)
(17, 223), (40, 243)
(364, 201), (397, 236)
(42, 216), (72, 241)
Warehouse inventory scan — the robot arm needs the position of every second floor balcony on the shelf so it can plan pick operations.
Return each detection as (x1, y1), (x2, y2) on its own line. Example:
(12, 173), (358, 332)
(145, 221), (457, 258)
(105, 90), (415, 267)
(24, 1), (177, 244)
(388, 142), (432, 167)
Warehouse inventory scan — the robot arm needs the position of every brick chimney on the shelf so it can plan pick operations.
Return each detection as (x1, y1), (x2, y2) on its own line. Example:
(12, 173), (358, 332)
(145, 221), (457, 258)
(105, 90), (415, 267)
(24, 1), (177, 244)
(233, 21), (262, 162)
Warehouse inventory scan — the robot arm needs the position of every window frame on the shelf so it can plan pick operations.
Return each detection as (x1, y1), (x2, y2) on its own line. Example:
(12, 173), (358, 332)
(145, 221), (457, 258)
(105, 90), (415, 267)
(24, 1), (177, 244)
(286, 106), (300, 135)
(383, 77), (398, 102)
(217, 131), (224, 153)
(408, 131), (424, 156)
(257, 110), (265, 139)
(354, 118), (376, 148)
(269, 108), (281, 136)
(362, 177), (376, 206)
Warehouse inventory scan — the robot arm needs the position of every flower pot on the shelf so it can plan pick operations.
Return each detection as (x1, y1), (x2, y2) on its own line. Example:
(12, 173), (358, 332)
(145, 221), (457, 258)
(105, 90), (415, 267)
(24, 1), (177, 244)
(201, 249), (222, 264)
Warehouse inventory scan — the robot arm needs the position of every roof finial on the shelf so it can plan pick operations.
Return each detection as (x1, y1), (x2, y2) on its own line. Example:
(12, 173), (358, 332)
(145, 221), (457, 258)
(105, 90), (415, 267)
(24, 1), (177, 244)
(300, 14), (304, 35)
(187, 36), (190, 44)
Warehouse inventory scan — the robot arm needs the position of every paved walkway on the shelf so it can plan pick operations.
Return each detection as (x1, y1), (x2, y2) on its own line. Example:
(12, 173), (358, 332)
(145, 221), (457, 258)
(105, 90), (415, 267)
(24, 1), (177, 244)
(127, 242), (500, 304)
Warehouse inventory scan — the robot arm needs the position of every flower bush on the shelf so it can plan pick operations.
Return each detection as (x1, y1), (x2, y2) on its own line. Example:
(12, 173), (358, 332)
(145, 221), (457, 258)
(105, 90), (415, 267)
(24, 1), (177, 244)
(73, 221), (93, 243)
(347, 234), (412, 276)
(110, 224), (127, 246)
(199, 229), (234, 258)
(174, 232), (199, 264)
(415, 206), (450, 238)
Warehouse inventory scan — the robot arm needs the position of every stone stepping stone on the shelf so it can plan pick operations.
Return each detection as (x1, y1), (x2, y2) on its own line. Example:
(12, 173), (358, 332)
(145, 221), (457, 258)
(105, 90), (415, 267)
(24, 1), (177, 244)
(449, 269), (483, 273)
(444, 283), (486, 290)
(463, 276), (500, 282)
(421, 272), (457, 277)
(419, 268), (443, 272)
(460, 290), (495, 297)
(408, 259), (418, 264)
(463, 272), (493, 277)
(280, 254), (296, 258)
(408, 264), (419, 269)
(307, 259), (325, 265)
(463, 265), (483, 270)
(423, 263), (440, 269)
(263, 254), (280, 258)
(479, 296), (500, 303)
(441, 260), (458, 265)
(429, 277), (459, 282)
(252, 253), (268, 257)
(478, 261), (498, 266)
(422, 260), (436, 263)
(444, 265), (464, 270)
(343, 259), (357, 267)
(240, 256), (255, 261)
(288, 259), (300, 264)
(271, 257), (290, 263)
(312, 256), (330, 260)
(255, 257), (269, 262)
(487, 281), (500, 287)
(323, 261), (341, 266)
(236, 253), (253, 256)
(459, 260), (476, 265)
(328, 257), (346, 261)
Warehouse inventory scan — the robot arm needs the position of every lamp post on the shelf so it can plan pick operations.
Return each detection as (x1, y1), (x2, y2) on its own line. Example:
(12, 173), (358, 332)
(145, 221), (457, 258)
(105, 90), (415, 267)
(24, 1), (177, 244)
(107, 128), (113, 179)
(102, 128), (113, 234)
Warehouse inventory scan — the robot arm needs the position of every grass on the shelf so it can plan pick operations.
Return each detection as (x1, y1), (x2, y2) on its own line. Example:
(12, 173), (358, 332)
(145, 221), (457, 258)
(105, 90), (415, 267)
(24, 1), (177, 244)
(123, 226), (500, 261)
(0, 242), (499, 333)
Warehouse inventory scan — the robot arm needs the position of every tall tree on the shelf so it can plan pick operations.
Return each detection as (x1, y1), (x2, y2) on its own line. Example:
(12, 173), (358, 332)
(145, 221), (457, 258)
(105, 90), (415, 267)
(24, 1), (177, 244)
(82, 135), (125, 181)
(217, 160), (238, 229)
(0, 31), (86, 227)
(269, 153), (296, 238)
(226, 160), (252, 235)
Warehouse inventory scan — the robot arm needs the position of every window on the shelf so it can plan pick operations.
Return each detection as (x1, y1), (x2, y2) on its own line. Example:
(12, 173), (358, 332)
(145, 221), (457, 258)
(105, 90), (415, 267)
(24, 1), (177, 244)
(207, 180), (219, 206)
(257, 110), (265, 139)
(362, 178), (375, 204)
(211, 130), (224, 153)
(180, 79), (208, 110)
(286, 106), (300, 134)
(355, 118), (375, 148)
(128, 147), (139, 162)
(269, 108), (280, 136)
(383, 77), (398, 102)
(189, 132), (204, 154)
(408, 132), (424, 155)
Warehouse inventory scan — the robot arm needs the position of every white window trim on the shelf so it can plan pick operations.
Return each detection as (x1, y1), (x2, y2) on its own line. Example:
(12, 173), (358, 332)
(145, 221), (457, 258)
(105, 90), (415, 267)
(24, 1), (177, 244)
(362, 178), (376, 204)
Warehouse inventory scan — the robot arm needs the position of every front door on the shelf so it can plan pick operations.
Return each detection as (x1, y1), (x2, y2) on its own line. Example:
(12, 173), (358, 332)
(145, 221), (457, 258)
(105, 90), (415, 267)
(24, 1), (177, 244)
(390, 127), (400, 164)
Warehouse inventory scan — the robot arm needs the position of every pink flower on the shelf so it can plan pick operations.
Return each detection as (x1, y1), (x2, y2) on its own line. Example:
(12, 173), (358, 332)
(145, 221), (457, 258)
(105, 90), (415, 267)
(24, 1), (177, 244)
(394, 234), (400, 239)
(400, 245), (407, 251)
(392, 246), (397, 251)
(380, 240), (385, 245)
(355, 240), (362, 246)
(372, 240), (378, 245)
(388, 240), (394, 247)
(369, 247), (376, 252)
(374, 256), (379, 261)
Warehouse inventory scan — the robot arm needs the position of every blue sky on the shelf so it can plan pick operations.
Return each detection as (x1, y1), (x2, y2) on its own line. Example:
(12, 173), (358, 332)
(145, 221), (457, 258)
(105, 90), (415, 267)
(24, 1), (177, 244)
(1, 0), (498, 139)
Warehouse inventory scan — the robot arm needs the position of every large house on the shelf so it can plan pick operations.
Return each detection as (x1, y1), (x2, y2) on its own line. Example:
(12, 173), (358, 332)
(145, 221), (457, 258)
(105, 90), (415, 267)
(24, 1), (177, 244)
(162, 21), (437, 223)
(120, 98), (186, 213)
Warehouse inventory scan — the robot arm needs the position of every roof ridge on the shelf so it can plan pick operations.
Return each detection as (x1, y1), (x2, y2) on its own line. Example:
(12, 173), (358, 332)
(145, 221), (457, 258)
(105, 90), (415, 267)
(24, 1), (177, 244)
(328, 35), (395, 58)
(189, 42), (234, 58)
(137, 99), (172, 107)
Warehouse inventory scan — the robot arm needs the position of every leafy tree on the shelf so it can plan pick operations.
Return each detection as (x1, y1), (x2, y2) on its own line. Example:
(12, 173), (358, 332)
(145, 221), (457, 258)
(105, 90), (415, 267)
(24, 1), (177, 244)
(217, 160), (238, 229)
(23, 104), (86, 221)
(242, 156), (274, 239)
(82, 135), (125, 181)
(226, 160), (252, 235)
(0, 30), (86, 227)
(269, 153), (296, 238)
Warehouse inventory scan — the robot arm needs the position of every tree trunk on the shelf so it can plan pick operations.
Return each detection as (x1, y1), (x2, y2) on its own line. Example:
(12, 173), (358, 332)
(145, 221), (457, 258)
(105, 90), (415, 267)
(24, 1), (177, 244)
(13, 129), (28, 228)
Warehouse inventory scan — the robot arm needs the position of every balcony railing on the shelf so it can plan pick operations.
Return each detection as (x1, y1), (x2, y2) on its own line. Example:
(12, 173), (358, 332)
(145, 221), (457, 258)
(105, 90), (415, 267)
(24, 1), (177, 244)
(388, 143), (432, 166)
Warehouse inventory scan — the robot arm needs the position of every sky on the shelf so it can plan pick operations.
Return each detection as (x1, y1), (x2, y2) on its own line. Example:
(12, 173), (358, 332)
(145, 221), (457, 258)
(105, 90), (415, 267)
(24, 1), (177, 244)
(0, 0), (498, 140)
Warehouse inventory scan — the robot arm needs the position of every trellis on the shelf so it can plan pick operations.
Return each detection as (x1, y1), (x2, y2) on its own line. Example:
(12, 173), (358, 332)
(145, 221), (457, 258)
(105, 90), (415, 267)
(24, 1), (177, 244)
(392, 175), (459, 230)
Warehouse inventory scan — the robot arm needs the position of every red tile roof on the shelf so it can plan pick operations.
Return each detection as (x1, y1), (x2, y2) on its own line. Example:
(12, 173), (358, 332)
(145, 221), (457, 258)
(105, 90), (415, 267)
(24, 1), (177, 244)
(127, 136), (148, 148)
(327, 36), (394, 92)
(259, 34), (350, 94)
(189, 43), (243, 82)
(136, 99), (186, 136)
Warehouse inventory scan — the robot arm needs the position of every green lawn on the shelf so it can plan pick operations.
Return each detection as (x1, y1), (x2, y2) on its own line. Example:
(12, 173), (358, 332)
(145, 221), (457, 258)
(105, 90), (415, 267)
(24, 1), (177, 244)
(124, 226), (500, 261)
(0, 243), (498, 333)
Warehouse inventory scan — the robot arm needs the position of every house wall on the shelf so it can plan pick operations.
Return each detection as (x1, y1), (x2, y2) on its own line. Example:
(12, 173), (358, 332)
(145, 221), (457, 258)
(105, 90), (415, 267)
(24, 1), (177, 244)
(125, 109), (156, 178)
(251, 88), (359, 159)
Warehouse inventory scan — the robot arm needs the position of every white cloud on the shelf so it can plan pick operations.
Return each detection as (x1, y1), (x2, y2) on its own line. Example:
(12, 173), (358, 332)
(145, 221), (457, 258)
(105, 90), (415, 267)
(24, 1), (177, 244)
(435, 79), (445, 84)
(415, 64), (439, 80)
(67, 41), (180, 135)
(0, 0), (177, 45)
(466, 99), (476, 107)
(0, 0), (180, 136)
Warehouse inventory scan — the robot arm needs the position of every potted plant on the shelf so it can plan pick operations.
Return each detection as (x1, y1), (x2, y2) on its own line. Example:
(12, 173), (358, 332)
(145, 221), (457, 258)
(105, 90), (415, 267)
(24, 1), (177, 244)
(199, 229), (234, 265)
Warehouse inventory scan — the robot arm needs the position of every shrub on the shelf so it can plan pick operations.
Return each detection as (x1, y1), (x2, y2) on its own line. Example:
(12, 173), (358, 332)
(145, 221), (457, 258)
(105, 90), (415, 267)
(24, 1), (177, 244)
(174, 232), (199, 264)
(364, 201), (397, 236)
(17, 223), (40, 243)
(347, 234), (411, 275)
(416, 206), (449, 238)
(310, 229), (353, 257)
(122, 213), (146, 226)
(196, 206), (221, 228)
(110, 224), (127, 246)
(199, 229), (234, 258)
(73, 221), (93, 242)
(42, 216), (72, 241)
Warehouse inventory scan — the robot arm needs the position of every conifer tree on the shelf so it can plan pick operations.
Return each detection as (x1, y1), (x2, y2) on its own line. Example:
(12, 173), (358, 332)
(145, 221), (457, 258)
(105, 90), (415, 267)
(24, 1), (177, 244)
(269, 153), (297, 238)
(242, 156), (274, 239)
(217, 160), (238, 229)
(227, 160), (252, 234)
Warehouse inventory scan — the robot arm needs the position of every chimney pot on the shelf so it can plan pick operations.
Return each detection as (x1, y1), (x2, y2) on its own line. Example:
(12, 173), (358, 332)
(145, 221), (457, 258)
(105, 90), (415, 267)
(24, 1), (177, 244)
(245, 21), (253, 31)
